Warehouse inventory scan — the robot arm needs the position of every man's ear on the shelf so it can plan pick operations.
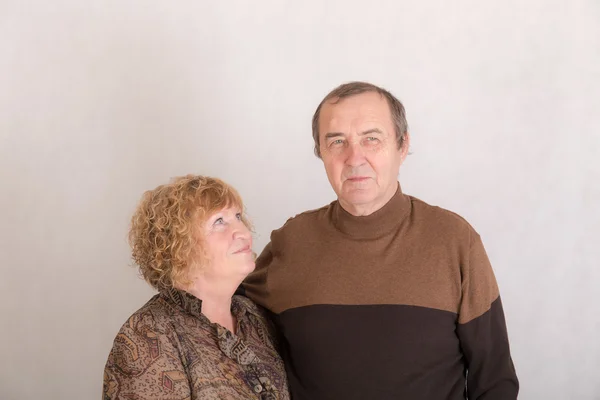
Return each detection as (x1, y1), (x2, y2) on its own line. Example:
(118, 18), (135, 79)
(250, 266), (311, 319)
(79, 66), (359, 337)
(400, 132), (411, 162)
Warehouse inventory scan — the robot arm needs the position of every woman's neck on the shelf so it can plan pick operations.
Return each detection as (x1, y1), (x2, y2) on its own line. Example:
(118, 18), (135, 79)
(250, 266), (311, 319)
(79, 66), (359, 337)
(200, 296), (236, 332)
(183, 279), (239, 333)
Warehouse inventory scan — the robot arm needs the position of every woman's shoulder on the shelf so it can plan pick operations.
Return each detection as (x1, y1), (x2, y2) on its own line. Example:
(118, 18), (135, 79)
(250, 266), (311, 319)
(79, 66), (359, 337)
(104, 295), (193, 399)
(233, 294), (270, 322)
(112, 294), (178, 339)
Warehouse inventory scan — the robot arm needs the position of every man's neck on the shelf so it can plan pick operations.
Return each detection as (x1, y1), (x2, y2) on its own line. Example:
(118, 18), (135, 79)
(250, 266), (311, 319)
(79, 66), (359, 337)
(339, 184), (398, 216)
(339, 201), (382, 216)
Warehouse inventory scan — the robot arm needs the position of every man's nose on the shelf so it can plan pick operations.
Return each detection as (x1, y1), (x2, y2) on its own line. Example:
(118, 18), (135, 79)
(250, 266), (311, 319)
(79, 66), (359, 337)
(345, 140), (366, 166)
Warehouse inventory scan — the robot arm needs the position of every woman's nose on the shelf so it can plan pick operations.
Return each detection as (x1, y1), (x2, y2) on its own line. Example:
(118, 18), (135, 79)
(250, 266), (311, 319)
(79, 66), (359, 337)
(232, 220), (251, 239)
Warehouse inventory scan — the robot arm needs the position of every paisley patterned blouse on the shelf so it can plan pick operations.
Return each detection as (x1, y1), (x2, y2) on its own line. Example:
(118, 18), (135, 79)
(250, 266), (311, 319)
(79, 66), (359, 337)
(103, 289), (290, 399)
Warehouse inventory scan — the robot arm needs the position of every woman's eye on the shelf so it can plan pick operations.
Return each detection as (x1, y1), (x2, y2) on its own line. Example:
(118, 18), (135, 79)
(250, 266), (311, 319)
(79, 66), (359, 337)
(214, 217), (224, 225)
(236, 213), (242, 220)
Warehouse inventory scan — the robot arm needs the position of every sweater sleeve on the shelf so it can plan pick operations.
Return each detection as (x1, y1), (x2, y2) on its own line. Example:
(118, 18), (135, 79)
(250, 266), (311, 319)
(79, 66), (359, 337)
(455, 231), (519, 399)
(103, 311), (191, 400)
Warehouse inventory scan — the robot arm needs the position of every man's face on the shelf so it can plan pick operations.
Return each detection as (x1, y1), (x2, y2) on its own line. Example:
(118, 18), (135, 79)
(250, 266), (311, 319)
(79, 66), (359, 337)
(318, 92), (408, 216)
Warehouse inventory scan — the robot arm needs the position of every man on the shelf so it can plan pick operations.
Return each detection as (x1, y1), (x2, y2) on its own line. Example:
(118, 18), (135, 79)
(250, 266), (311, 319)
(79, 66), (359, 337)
(244, 81), (519, 399)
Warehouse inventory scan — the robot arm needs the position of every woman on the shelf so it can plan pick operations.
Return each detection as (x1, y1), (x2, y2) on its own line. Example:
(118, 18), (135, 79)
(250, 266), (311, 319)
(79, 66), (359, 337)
(103, 175), (289, 400)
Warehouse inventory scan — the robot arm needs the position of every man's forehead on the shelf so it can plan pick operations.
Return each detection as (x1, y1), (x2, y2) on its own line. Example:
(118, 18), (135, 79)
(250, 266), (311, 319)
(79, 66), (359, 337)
(320, 92), (392, 130)
(324, 91), (386, 107)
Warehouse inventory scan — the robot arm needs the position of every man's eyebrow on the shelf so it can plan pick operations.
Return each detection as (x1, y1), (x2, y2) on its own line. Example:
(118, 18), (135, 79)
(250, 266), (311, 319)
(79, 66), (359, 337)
(358, 128), (383, 136)
(324, 132), (345, 140)
(324, 129), (383, 140)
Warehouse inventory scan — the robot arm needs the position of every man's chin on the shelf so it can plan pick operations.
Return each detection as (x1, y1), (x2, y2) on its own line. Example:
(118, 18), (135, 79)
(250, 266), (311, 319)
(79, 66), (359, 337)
(342, 188), (377, 200)
(340, 191), (377, 207)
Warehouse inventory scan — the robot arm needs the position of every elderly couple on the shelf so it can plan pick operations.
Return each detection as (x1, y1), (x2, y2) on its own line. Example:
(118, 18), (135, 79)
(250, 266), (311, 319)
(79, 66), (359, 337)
(103, 82), (519, 399)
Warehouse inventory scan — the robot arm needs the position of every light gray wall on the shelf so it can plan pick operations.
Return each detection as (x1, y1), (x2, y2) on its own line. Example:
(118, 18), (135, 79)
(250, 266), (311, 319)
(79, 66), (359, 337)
(1, 1), (598, 399)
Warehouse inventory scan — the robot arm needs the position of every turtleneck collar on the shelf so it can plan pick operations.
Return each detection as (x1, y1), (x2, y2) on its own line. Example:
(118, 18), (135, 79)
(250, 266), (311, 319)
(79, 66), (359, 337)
(331, 183), (410, 239)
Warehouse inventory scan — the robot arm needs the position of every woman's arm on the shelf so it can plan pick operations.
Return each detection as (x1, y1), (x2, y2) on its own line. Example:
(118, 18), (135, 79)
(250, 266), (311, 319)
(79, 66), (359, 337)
(103, 310), (191, 399)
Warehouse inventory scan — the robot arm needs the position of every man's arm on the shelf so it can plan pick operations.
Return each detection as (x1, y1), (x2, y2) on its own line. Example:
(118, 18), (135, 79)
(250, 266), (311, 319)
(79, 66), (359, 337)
(103, 312), (191, 400)
(242, 240), (274, 309)
(456, 232), (519, 399)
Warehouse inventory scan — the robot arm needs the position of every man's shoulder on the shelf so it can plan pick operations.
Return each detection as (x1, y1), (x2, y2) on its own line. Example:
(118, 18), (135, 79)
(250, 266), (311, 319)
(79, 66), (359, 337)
(408, 195), (477, 236)
(275, 202), (333, 232)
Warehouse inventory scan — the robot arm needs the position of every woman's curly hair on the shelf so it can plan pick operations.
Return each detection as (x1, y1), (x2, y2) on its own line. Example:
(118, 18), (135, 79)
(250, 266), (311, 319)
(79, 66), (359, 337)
(128, 175), (250, 291)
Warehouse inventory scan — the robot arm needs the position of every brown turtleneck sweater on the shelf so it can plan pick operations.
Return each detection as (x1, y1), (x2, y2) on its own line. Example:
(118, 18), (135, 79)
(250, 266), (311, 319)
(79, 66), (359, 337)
(243, 184), (518, 400)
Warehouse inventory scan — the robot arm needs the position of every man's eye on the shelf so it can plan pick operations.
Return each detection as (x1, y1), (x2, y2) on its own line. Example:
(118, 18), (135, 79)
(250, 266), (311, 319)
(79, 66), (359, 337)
(366, 136), (379, 142)
(330, 139), (344, 146)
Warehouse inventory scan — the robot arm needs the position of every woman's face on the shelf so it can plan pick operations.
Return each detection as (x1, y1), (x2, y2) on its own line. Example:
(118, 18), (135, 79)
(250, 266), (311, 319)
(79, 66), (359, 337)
(199, 206), (255, 282)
